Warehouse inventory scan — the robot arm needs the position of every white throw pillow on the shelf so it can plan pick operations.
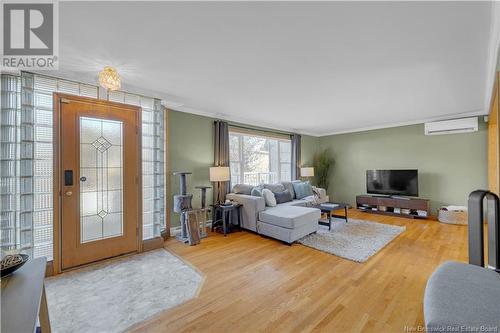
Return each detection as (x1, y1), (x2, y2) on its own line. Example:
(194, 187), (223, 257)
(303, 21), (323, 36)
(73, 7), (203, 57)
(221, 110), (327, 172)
(261, 188), (277, 207)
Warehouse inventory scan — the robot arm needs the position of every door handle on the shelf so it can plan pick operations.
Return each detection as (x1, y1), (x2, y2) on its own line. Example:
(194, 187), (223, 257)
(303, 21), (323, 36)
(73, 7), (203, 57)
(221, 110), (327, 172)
(65, 191), (73, 197)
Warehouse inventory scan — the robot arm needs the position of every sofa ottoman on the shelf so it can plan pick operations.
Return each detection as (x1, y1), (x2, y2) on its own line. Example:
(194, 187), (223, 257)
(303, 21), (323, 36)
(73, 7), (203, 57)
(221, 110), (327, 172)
(257, 206), (320, 244)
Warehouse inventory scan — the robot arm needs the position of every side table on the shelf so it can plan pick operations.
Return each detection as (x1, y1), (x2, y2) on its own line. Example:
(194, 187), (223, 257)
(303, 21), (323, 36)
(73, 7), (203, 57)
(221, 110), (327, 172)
(211, 203), (243, 236)
(1, 257), (51, 333)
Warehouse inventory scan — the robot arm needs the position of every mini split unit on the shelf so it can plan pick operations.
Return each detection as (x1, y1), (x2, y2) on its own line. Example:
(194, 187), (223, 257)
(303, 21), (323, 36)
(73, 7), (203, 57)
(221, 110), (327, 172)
(424, 117), (478, 135)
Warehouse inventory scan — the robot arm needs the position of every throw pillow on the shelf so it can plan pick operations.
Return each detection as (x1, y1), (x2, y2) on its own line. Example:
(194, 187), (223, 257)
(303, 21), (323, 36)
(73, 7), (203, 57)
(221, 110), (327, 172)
(261, 188), (277, 207)
(251, 184), (264, 196)
(292, 181), (314, 199)
(263, 183), (285, 193)
(273, 189), (293, 204)
(232, 184), (254, 195)
(281, 181), (296, 199)
(251, 187), (262, 197)
(303, 181), (314, 197)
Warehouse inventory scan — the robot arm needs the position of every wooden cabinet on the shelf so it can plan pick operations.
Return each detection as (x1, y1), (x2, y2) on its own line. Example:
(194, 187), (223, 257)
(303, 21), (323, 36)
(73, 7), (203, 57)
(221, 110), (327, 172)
(489, 72), (500, 196)
(356, 195), (430, 219)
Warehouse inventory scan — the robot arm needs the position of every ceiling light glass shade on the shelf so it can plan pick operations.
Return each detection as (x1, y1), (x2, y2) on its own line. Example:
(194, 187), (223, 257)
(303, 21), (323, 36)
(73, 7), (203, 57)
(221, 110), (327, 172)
(300, 167), (314, 177)
(209, 166), (230, 182)
(98, 66), (121, 91)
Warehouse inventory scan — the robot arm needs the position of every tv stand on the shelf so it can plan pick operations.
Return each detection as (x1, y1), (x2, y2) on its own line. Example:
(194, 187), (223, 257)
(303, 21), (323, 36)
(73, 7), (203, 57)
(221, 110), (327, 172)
(390, 195), (411, 200)
(356, 195), (430, 219)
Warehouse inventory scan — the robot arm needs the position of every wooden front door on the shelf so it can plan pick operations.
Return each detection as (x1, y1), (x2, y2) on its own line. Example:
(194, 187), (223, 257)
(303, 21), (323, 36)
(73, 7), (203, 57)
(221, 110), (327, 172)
(55, 94), (141, 270)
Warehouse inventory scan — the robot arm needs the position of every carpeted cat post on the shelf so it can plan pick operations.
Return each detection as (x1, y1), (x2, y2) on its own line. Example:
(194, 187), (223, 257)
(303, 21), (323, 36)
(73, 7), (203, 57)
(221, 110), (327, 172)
(173, 172), (193, 243)
(195, 186), (211, 209)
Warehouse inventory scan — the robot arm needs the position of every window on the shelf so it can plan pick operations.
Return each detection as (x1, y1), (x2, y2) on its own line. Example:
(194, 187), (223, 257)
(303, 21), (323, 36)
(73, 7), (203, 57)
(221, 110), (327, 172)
(229, 129), (291, 186)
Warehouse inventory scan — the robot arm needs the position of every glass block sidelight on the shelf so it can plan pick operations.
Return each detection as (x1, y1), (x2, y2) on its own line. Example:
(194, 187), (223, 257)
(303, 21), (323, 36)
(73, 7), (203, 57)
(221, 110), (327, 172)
(107, 92), (166, 240)
(1, 71), (166, 260)
(0, 73), (36, 256)
(31, 74), (99, 259)
(0, 75), (24, 255)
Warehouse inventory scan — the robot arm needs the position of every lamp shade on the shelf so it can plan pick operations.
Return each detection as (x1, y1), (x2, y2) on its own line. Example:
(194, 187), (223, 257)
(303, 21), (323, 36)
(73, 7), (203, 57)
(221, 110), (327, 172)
(209, 166), (230, 182)
(300, 167), (314, 177)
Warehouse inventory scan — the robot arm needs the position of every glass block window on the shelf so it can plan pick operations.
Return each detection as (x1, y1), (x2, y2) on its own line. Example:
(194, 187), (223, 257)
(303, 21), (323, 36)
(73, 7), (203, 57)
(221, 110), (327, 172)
(31, 73), (99, 259)
(1, 75), (27, 256)
(0, 71), (166, 261)
(107, 91), (165, 240)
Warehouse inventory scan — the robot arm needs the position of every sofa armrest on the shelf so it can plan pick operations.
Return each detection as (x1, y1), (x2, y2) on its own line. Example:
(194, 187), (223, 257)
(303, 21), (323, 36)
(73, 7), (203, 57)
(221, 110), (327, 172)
(226, 193), (265, 232)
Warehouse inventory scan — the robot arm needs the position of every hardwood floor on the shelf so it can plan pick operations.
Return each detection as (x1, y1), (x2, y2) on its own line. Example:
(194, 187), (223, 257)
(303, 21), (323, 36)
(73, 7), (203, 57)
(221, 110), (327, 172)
(130, 209), (468, 333)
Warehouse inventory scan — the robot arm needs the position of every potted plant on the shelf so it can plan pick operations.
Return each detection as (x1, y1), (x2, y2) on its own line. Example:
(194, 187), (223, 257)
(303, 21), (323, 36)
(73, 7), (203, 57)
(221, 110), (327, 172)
(313, 149), (333, 191)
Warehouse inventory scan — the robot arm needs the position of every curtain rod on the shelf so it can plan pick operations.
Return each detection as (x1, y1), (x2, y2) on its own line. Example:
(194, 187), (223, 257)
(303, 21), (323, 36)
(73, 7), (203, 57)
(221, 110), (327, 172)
(221, 122), (294, 137)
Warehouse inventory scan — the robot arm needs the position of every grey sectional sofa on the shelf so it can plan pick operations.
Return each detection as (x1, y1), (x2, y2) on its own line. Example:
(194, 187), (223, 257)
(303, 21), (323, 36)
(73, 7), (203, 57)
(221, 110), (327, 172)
(226, 182), (329, 243)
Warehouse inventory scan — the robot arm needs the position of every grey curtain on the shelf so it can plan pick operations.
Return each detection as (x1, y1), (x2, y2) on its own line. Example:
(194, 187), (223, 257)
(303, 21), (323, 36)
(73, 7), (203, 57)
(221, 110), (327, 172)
(291, 133), (301, 180)
(214, 120), (230, 204)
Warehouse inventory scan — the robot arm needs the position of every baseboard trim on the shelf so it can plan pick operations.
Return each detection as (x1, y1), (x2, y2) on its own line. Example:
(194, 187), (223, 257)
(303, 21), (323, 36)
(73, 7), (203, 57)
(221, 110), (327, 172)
(142, 236), (165, 252)
(169, 221), (212, 237)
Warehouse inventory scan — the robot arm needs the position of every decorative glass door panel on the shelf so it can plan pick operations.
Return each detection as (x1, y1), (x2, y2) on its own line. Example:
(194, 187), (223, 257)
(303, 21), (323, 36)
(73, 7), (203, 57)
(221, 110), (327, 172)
(80, 117), (123, 243)
(58, 95), (140, 270)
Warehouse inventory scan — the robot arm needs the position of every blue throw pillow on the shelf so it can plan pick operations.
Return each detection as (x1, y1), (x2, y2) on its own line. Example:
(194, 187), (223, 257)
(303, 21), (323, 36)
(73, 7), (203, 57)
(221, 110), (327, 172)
(292, 181), (314, 199)
(251, 186), (263, 197)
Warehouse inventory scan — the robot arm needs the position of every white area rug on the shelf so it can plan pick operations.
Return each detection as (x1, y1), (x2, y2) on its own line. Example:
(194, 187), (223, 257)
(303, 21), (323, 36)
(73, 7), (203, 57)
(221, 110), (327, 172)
(45, 249), (203, 333)
(298, 218), (406, 262)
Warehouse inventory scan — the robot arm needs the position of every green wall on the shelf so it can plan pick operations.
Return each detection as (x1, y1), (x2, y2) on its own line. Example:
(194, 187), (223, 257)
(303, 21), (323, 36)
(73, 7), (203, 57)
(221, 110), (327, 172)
(318, 121), (488, 213)
(168, 110), (487, 225)
(301, 135), (320, 167)
(168, 110), (318, 227)
(168, 111), (215, 228)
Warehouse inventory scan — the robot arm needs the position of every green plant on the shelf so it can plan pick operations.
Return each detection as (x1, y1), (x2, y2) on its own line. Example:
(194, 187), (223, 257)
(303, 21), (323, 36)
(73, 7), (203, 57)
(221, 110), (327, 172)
(313, 149), (333, 190)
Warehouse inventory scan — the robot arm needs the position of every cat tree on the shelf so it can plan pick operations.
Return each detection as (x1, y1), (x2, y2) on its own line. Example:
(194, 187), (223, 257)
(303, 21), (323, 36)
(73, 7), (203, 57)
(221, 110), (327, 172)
(173, 173), (211, 243)
(173, 172), (193, 243)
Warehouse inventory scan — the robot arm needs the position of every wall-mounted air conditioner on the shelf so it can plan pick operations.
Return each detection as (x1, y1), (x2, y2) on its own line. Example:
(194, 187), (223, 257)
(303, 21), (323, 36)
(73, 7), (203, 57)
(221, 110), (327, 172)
(424, 117), (478, 136)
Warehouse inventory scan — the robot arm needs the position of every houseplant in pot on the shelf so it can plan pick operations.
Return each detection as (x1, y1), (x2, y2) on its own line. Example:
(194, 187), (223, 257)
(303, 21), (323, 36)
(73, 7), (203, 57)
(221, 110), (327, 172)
(313, 149), (333, 191)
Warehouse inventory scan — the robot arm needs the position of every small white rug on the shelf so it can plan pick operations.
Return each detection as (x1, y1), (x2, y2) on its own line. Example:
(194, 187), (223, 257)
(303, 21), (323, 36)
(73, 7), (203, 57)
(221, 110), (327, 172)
(298, 218), (406, 262)
(45, 249), (203, 333)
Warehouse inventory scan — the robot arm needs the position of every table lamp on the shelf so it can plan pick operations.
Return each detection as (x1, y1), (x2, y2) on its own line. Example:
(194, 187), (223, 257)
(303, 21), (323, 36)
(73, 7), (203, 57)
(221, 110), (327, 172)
(300, 167), (314, 180)
(209, 166), (230, 204)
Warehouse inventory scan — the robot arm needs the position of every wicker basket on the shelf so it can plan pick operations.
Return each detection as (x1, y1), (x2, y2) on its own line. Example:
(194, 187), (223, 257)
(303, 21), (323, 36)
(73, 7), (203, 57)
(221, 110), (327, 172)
(438, 207), (467, 225)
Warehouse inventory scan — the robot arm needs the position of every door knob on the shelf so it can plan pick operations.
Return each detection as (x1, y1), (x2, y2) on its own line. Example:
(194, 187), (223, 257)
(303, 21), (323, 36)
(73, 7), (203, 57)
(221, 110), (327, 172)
(65, 191), (73, 196)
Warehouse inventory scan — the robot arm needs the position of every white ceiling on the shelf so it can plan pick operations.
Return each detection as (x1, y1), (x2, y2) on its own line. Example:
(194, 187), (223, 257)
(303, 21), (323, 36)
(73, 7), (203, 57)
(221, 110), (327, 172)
(51, 1), (498, 136)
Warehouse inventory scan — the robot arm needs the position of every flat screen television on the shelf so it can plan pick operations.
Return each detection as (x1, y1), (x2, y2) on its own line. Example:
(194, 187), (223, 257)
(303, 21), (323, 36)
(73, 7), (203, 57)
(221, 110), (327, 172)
(366, 169), (419, 197)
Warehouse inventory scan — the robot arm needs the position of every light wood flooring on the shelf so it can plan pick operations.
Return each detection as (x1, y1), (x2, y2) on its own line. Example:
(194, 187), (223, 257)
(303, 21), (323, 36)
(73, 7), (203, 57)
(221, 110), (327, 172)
(131, 209), (468, 333)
